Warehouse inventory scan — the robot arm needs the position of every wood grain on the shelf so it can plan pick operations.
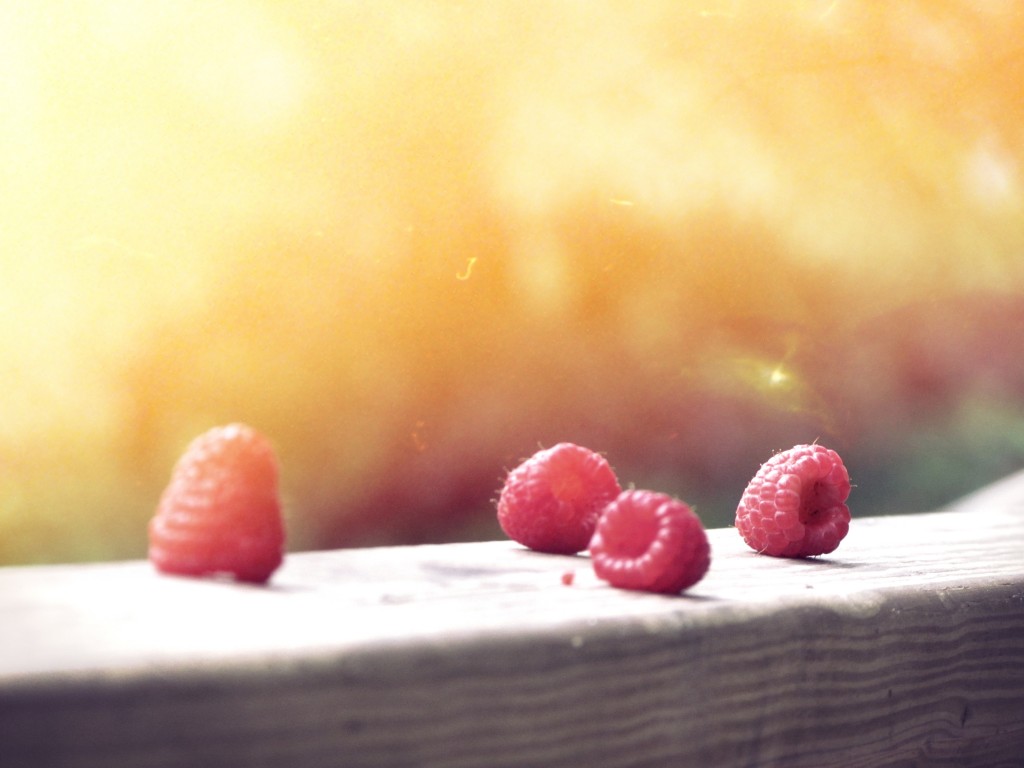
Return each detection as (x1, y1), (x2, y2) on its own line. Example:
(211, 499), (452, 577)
(1, 499), (1023, 767)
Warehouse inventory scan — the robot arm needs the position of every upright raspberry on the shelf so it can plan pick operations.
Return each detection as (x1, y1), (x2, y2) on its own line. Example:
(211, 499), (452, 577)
(149, 423), (285, 583)
(736, 443), (851, 558)
(590, 489), (710, 594)
(497, 443), (621, 554)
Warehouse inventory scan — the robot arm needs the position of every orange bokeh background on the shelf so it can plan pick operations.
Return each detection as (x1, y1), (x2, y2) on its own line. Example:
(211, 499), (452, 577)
(2, 1), (1023, 564)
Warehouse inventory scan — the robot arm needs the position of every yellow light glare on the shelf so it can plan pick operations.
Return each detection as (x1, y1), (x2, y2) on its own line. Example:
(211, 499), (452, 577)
(768, 365), (791, 388)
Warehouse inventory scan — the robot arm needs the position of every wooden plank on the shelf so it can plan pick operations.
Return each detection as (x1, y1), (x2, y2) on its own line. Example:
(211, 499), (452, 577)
(1, 504), (1023, 768)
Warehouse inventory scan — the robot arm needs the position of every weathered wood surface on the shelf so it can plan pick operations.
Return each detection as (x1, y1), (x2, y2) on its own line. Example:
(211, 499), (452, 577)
(1, 488), (1023, 767)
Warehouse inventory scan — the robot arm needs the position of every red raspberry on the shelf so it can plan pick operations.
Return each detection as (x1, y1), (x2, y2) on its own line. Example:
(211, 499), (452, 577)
(496, 443), (621, 554)
(148, 423), (285, 584)
(735, 443), (852, 558)
(589, 490), (710, 594)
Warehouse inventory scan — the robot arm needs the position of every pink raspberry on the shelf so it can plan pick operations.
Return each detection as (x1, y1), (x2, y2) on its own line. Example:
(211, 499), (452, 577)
(735, 443), (852, 558)
(496, 443), (621, 554)
(149, 423), (285, 583)
(589, 489), (711, 594)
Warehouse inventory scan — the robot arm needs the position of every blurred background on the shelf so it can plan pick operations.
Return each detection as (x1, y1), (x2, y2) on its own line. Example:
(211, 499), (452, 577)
(2, 1), (1023, 565)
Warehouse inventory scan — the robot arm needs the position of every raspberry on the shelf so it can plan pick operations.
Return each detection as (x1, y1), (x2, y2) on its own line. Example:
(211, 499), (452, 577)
(589, 490), (710, 594)
(496, 443), (621, 554)
(735, 443), (852, 558)
(148, 423), (285, 584)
